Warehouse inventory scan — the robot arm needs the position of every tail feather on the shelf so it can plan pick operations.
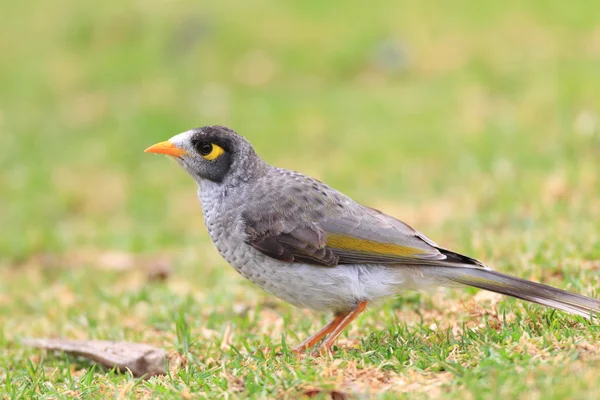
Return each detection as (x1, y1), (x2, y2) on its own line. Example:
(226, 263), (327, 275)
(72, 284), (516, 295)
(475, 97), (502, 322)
(435, 267), (600, 319)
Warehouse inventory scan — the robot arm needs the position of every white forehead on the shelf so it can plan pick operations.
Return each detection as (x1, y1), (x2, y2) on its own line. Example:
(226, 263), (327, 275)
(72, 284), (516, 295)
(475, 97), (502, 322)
(168, 130), (195, 147)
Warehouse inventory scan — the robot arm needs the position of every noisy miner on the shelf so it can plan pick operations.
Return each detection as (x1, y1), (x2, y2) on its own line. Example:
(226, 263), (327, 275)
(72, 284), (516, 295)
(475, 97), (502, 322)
(145, 125), (599, 353)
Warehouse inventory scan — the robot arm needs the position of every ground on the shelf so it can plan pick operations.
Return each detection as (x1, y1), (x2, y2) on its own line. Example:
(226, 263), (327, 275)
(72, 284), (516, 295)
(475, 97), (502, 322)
(1, 0), (600, 398)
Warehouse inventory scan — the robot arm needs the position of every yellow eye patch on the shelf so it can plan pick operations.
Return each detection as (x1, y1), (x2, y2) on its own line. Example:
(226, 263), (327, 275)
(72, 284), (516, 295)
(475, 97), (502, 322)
(200, 143), (225, 161)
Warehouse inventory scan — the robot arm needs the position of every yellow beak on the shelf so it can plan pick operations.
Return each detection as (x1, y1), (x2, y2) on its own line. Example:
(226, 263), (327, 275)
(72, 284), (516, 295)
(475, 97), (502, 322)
(144, 141), (188, 157)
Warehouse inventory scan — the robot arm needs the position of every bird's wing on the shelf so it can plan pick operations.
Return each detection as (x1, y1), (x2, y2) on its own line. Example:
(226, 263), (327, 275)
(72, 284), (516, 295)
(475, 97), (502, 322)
(244, 201), (484, 269)
(246, 223), (339, 266)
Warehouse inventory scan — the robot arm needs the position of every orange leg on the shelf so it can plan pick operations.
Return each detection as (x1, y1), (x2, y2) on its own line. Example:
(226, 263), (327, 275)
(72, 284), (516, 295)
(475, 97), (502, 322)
(292, 312), (348, 354)
(317, 301), (367, 354)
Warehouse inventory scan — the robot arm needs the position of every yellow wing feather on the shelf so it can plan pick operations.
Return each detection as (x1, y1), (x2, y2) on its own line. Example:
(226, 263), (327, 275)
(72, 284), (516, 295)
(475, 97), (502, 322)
(326, 233), (426, 257)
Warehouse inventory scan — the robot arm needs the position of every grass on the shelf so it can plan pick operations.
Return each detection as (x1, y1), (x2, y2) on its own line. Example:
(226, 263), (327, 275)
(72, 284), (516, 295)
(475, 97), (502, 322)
(2, 0), (600, 398)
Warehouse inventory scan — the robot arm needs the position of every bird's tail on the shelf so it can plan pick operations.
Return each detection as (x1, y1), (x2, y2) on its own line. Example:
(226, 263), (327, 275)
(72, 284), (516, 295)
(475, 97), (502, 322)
(432, 266), (600, 319)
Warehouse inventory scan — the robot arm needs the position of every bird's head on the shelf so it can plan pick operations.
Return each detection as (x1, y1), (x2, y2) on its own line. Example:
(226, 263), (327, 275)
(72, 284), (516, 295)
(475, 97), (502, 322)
(145, 125), (265, 185)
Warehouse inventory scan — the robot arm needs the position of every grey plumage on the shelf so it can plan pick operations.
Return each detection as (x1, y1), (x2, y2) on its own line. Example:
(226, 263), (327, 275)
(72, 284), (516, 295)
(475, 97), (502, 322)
(146, 125), (599, 351)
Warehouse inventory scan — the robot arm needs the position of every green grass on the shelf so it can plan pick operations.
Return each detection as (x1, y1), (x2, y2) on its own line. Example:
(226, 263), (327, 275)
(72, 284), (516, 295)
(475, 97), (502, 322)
(2, 0), (600, 398)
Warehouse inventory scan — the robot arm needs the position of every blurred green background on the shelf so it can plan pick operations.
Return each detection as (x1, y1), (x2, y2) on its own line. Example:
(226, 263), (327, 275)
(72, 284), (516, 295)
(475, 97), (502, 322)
(1, 0), (600, 398)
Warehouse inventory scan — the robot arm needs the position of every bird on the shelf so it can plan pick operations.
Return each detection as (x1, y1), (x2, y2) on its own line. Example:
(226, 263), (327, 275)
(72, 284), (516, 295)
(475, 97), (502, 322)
(145, 125), (600, 354)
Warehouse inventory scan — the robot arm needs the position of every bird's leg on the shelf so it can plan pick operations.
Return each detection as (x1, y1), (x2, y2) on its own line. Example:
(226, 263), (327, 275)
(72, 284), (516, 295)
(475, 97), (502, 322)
(292, 312), (348, 354)
(317, 301), (367, 354)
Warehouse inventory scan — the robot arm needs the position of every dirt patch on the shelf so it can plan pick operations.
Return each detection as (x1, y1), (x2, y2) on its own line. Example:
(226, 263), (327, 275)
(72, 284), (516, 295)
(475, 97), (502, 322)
(294, 360), (453, 398)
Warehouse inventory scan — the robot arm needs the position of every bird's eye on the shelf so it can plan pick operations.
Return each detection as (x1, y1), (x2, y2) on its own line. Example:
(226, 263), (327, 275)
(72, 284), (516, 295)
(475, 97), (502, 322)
(196, 142), (225, 161)
(199, 143), (213, 155)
